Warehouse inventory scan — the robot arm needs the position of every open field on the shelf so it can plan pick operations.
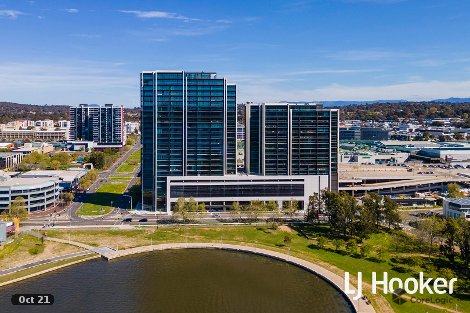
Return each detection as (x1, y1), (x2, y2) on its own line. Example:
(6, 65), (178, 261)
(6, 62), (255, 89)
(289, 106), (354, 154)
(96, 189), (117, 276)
(116, 149), (140, 173)
(47, 225), (469, 313)
(0, 235), (82, 270)
(77, 182), (128, 216)
(0, 254), (97, 285)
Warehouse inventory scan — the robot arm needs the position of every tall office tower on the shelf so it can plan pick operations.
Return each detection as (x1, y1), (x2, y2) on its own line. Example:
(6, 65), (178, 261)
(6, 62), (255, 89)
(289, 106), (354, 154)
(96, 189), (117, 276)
(69, 104), (125, 145)
(140, 71), (236, 211)
(245, 103), (339, 191)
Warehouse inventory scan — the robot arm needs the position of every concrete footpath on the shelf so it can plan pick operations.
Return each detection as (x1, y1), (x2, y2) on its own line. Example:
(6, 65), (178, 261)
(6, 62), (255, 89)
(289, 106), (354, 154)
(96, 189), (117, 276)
(0, 251), (93, 276)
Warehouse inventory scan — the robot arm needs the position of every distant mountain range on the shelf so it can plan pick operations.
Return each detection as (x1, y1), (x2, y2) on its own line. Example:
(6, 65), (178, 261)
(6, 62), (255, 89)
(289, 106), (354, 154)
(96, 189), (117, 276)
(281, 98), (470, 107)
(320, 97), (470, 107)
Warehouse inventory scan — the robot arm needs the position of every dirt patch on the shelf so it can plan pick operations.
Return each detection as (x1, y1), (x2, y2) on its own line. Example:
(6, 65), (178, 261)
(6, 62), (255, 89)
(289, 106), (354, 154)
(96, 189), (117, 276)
(279, 225), (294, 233)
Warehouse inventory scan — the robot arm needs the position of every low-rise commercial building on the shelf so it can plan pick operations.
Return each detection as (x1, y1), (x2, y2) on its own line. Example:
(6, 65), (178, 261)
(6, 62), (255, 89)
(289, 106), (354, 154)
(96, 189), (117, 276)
(0, 175), (61, 213)
(418, 147), (470, 162)
(0, 129), (68, 141)
(13, 142), (54, 155)
(360, 127), (390, 141)
(19, 168), (87, 191)
(340, 152), (409, 164)
(0, 152), (23, 170)
(340, 127), (361, 141)
(166, 175), (329, 214)
(443, 198), (470, 220)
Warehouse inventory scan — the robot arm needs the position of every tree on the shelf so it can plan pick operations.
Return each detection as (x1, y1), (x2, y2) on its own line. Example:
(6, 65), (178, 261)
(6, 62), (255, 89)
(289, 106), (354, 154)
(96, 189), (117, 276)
(363, 192), (384, 230)
(282, 199), (299, 216)
(266, 200), (278, 211)
(173, 197), (188, 221)
(87, 151), (106, 169)
(51, 152), (72, 167)
(186, 196), (198, 212)
(126, 137), (136, 146)
(454, 133), (464, 141)
(456, 218), (470, 267)
(248, 200), (264, 221)
(9, 196), (28, 221)
(383, 197), (401, 229)
(317, 236), (328, 249)
(355, 205), (376, 240)
(230, 201), (242, 222)
(196, 202), (206, 218)
(360, 243), (372, 257)
(346, 239), (358, 255)
(441, 218), (459, 264)
(50, 160), (61, 170)
(306, 192), (324, 224)
(62, 192), (75, 204)
(283, 235), (291, 246)
(79, 169), (98, 191)
(333, 239), (345, 252)
(448, 183), (464, 198)
(418, 215), (445, 258)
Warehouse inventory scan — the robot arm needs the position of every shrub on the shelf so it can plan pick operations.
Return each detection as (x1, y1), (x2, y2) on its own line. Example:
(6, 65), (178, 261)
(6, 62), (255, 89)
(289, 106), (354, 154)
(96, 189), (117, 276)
(317, 236), (328, 249)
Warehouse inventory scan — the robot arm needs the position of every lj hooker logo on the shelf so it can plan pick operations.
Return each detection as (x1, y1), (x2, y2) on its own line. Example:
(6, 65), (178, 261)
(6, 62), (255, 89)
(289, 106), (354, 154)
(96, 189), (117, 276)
(344, 272), (458, 303)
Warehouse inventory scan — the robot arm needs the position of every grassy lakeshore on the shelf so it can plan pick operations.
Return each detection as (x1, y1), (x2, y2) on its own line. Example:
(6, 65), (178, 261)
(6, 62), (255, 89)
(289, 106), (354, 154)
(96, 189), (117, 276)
(45, 225), (469, 313)
(0, 254), (98, 285)
(0, 234), (82, 270)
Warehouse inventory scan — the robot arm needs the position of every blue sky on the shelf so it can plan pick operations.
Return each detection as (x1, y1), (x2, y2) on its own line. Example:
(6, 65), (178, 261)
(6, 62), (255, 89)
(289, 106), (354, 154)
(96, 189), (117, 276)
(1, 0), (470, 107)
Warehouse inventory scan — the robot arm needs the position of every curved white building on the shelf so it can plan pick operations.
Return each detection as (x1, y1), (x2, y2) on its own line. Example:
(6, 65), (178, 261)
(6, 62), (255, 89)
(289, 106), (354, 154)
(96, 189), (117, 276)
(0, 175), (61, 213)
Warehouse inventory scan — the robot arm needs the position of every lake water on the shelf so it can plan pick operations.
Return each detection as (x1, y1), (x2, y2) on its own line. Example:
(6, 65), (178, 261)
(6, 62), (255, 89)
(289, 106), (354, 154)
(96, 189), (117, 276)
(0, 249), (354, 313)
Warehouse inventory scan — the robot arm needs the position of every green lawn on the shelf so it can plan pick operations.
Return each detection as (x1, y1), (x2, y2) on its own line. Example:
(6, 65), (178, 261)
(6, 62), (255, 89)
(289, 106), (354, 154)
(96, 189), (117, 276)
(127, 149), (141, 163)
(0, 254), (96, 284)
(116, 149), (140, 173)
(46, 225), (469, 313)
(77, 182), (128, 216)
(115, 163), (136, 173)
(108, 175), (133, 182)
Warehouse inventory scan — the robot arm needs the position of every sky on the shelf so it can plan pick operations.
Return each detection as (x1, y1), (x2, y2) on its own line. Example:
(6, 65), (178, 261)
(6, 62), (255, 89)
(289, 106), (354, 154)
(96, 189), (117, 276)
(1, 0), (470, 107)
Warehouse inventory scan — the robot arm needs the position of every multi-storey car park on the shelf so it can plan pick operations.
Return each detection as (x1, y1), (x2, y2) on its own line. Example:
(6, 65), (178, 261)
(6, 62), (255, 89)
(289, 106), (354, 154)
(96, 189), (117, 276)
(0, 175), (61, 213)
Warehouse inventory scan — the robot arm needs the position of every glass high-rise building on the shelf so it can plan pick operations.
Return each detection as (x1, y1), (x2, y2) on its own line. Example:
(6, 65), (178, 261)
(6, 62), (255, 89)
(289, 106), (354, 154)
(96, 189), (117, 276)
(140, 71), (236, 211)
(69, 104), (125, 146)
(245, 103), (339, 191)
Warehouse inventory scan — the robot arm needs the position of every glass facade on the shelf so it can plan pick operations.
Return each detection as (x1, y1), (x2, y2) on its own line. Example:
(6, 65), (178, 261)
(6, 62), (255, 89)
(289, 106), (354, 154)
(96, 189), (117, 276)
(69, 104), (123, 144)
(246, 103), (339, 191)
(170, 183), (304, 198)
(247, 105), (262, 175)
(140, 71), (237, 211)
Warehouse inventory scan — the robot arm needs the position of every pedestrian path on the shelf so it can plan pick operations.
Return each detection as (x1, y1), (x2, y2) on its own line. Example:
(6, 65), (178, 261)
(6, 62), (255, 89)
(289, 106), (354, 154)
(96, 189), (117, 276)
(0, 251), (93, 276)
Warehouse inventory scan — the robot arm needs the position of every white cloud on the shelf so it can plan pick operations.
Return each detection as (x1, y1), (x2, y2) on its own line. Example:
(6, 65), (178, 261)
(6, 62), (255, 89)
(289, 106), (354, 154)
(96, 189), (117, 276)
(286, 69), (381, 75)
(0, 10), (23, 19)
(235, 77), (470, 103)
(72, 33), (102, 39)
(120, 10), (200, 22)
(329, 50), (411, 61)
(65, 8), (79, 14)
(0, 62), (137, 106)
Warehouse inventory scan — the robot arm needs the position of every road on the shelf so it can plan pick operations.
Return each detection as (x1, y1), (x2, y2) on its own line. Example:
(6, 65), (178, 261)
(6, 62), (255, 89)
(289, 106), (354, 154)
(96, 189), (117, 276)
(25, 143), (141, 227)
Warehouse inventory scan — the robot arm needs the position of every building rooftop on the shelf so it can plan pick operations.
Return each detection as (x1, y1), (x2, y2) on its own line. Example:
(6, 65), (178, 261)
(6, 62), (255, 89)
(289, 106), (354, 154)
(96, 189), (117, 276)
(445, 198), (470, 206)
(0, 152), (21, 157)
(19, 169), (87, 183)
(0, 176), (59, 187)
